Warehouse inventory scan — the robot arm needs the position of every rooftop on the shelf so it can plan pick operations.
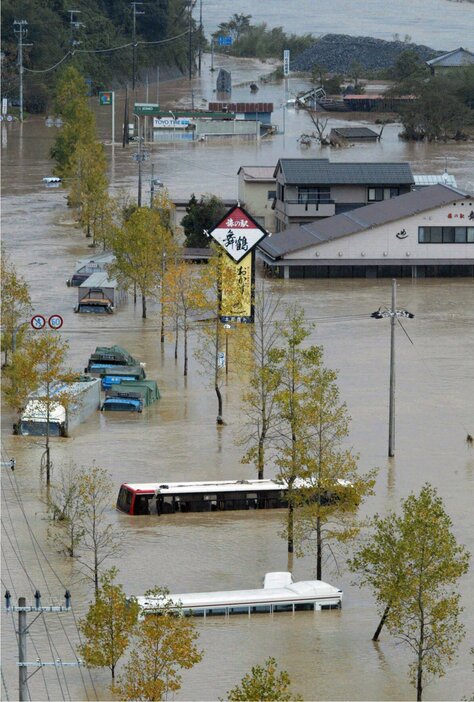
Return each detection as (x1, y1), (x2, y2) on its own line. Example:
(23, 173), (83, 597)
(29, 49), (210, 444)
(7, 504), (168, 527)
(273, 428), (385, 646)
(238, 166), (276, 181)
(259, 184), (468, 259)
(427, 47), (474, 67)
(274, 159), (414, 185)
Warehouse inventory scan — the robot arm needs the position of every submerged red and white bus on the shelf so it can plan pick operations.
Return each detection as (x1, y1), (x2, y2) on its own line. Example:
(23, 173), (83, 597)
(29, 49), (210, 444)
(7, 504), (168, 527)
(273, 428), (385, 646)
(116, 478), (351, 516)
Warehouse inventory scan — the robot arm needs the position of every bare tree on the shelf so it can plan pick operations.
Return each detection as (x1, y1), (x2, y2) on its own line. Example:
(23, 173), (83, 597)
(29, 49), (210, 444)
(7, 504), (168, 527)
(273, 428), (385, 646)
(47, 463), (86, 557)
(76, 465), (122, 594)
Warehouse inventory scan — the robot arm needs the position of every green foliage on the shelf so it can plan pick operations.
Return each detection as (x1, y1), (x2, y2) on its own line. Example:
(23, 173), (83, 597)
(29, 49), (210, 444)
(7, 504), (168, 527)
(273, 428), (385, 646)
(106, 202), (176, 318)
(48, 463), (86, 557)
(1, 248), (32, 366)
(68, 140), (111, 243)
(78, 568), (139, 679)
(50, 67), (96, 179)
(391, 49), (428, 80)
(0, 0), (197, 112)
(181, 194), (227, 248)
(393, 66), (474, 140)
(349, 484), (470, 701)
(226, 657), (302, 701)
(112, 588), (203, 700)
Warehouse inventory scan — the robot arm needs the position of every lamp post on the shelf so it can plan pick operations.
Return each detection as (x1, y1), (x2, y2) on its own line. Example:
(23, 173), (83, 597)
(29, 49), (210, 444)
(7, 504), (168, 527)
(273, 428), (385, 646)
(223, 323), (231, 376)
(132, 113), (149, 206)
(371, 279), (414, 457)
(169, 110), (176, 140)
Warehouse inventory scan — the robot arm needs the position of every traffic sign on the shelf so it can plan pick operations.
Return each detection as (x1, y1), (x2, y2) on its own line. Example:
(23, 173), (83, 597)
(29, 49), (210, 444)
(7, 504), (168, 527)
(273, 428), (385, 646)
(218, 36), (232, 46)
(31, 315), (46, 330)
(48, 314), (64, 330)
(99, 91), (113, 106)
(6, 115), (13, 122)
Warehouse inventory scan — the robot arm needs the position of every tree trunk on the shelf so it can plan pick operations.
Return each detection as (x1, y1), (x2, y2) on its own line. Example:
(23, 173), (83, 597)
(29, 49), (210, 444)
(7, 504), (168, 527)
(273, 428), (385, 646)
(257, 435), (264, 480)
(111, 663), (115, 680)
(141, 295), (147, 319)
(316, 515), (322, 580)
(46, 400), (51, 486)
(372, 603), (391, 641)
(288, 500), (294, 553)
(174, 319), (179, 360)
(184, 324), (188, 377)
(215, 383), (223, 424)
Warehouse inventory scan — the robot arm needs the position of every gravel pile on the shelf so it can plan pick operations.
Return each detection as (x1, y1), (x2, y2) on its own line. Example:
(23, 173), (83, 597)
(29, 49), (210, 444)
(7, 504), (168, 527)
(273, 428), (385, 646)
(291, 34), (443, 73)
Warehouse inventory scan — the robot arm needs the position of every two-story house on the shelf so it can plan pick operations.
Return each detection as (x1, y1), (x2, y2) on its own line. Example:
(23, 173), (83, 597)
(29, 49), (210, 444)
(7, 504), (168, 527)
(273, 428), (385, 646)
(273, 158), (414, 231)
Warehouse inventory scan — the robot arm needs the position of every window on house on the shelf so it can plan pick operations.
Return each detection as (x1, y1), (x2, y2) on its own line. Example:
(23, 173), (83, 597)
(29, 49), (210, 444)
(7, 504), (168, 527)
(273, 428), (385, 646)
(297, 187), (331, 204)
(368, 187), (400, 201)
(267, 190), (276, 200)
(418, 226), (474, 243)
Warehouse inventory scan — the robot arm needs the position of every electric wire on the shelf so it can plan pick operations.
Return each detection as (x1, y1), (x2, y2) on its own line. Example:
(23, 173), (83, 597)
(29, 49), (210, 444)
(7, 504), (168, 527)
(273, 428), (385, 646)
(22, 28), (191, 73)
(1, 479), (38, 590)
(1, 668), (10, 702)
(1, 445), (97, 701)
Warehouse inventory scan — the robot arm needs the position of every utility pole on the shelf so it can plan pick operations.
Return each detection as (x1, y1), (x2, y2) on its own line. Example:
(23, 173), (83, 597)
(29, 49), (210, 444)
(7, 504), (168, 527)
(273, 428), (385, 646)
(188, 0), (196, 80)
(371, 279), (414, 457)
(4, 590), (79, 702)
(131, 2), (144, 91)
(198, 0), (203, 76)
(132, 113), (149, 207)
(13, 20), (28, 123)
(68, 10), (84, 53)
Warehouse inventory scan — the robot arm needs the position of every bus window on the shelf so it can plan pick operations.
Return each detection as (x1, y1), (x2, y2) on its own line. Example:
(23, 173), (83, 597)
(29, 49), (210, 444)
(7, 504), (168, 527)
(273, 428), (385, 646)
(117, 487), (133, 513)
(134, 494), (152, 515)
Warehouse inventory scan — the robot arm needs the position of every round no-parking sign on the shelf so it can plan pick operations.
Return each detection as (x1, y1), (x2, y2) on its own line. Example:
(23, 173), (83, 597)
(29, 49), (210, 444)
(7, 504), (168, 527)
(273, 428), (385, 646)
(31, 315), (46, 330)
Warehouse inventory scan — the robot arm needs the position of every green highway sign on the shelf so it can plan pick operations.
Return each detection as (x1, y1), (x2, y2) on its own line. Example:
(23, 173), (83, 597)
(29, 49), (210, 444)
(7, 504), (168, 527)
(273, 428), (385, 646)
(134, 103), (160, 114)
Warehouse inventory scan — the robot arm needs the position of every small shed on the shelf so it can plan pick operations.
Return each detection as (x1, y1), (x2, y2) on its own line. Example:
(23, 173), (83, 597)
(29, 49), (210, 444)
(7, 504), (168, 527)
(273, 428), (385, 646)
(67, 253), (115, 286)
(329, 127), (380, 142)
(76, 272), (126, 313)
(426, 47), (474, 74)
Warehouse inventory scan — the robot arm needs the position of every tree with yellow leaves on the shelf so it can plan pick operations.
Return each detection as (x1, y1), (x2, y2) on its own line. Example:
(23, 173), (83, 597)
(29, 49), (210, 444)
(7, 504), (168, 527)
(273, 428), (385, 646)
(112, 588), (203, 701)
(163, 260), (207, 375)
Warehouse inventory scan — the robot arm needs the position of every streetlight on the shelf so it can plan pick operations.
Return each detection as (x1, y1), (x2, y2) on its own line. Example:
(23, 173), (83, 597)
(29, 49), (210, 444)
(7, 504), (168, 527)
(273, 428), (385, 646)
(371, 279), (414, 457)
(132, 113), (149, 206)
(223, 323), (232, 376)
(168, 110), (176, 140)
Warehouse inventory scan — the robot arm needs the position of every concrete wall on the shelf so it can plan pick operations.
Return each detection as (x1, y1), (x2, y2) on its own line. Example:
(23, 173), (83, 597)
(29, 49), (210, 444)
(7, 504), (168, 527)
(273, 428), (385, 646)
(195, 119), (259, 137)
(238, 174), (276, 232)
(282, 201), (474, 262)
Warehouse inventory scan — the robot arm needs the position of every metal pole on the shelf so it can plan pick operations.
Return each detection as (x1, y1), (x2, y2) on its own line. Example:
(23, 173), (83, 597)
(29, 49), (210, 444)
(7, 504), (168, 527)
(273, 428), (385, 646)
(137, 116), (142, 206)
(388, 278), (396, 457)
(18, 597), (27, 701)
(156, 65), (160, 105)
(150, 162), (154, 207)
(198, 0), (203, 76)
(188, 0), (193, 80)
(111, 91), (115, 145)
(225, 332), (228, 376)
(132, 3), (137, 90)
(210, 38), (214, 72)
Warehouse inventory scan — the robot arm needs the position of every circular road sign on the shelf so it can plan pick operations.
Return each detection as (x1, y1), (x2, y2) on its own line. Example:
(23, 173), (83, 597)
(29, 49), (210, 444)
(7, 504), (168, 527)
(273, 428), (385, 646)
(31, 314), (46, 330)
(48, 314), (64, 330)
(6, 115), (13, 122)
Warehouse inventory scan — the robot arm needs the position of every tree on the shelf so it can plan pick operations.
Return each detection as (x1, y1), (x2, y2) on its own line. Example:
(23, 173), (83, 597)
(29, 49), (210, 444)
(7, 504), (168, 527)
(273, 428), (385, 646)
(239, 284), (281, 479)
(291, 364), (376, 580)
(113, 587), (203, 701)
(349, 484), (470, 701)
(162, 260), (208, 375)
(194, 245), (246, 424)
(106, 205), (175, 319)
(271, 306), (320, 554)
(50, 67), (96, 179)
(226, 657), (302, 701)
(1, 248), (32, 366)
(68, 141), (111, 245)
(47, 463), (86, 557)
(3, 332), (75, 485)
(181, 194), (227, 248)
(78, 568), (139, 679)
(76, 465), (122, 594)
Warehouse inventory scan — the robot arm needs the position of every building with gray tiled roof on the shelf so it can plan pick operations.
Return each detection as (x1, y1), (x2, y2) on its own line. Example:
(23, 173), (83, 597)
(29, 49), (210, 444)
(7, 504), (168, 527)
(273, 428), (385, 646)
(258, 185), (474, 279)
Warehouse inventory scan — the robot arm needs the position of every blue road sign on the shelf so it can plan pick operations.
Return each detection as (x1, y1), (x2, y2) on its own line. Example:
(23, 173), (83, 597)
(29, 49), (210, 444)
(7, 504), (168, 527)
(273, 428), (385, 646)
(218, 36), (232, 46)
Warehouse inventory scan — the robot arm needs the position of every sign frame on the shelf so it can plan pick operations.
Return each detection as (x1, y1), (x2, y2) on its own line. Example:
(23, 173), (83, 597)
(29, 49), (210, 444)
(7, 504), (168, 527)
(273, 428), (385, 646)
(208, 204), (268, 263)
(31, 315), (46, 330)
(48, 314), (64, 330)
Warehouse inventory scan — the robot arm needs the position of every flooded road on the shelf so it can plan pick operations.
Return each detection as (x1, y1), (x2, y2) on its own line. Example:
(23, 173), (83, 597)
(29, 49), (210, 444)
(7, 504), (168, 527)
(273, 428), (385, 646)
(1, 56), (474, 701)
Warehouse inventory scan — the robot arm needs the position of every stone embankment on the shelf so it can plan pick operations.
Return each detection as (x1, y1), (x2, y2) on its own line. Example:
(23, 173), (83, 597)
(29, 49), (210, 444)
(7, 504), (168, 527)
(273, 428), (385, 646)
(291, 34), (443, 73)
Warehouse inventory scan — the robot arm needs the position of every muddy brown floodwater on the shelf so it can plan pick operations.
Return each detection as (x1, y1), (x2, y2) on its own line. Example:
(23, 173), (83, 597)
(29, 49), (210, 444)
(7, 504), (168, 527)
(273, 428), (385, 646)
(1, 56), (474, 702)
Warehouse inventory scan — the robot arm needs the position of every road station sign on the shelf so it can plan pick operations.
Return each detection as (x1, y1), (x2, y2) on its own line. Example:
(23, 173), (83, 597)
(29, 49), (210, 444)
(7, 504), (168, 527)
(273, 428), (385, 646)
(99, 91), (113, 106)
(208, 205), (268, 263)
(31, 315), (46, 330)
(48, 314), (64, 329)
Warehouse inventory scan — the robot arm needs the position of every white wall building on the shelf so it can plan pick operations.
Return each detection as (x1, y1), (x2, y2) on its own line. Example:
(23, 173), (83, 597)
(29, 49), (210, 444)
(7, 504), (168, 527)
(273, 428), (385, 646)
(258, 185), (474, 279)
